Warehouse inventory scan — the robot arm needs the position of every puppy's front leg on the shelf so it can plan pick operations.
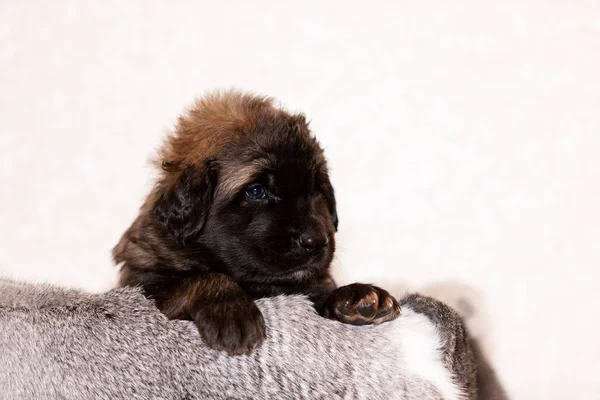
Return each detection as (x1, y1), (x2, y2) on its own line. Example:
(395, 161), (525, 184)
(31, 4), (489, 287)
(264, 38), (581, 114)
(130, 271), (266, 355)
(306, 280), (401, 326)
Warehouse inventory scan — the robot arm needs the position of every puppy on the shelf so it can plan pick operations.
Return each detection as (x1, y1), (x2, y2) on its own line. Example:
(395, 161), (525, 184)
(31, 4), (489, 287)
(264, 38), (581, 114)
(114, 91), (401, 355)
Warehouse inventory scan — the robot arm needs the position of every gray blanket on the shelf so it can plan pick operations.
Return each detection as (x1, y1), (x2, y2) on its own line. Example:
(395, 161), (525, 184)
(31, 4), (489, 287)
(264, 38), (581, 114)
(0, 279), (465, 400)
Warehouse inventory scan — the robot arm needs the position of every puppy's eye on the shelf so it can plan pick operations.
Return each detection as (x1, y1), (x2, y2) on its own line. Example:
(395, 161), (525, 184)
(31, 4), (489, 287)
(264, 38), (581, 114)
(244, 184), (266, 200)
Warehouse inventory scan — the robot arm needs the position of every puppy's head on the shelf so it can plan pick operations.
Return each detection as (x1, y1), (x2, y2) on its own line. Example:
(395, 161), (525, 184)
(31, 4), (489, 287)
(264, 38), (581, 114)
(124, 91), (338, 284)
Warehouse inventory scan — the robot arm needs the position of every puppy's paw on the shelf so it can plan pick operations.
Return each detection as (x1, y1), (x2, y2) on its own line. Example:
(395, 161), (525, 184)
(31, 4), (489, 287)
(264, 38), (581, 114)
(191, 297), (266, 355)
(323, 283), (401, 325)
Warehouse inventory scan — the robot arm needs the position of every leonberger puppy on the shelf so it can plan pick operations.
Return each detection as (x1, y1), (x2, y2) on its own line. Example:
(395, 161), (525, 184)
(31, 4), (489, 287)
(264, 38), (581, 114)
(114, 91), (401, 355)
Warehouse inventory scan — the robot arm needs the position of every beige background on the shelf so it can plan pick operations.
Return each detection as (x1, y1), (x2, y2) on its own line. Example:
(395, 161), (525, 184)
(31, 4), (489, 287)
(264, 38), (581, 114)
(1, 1), (599, 398)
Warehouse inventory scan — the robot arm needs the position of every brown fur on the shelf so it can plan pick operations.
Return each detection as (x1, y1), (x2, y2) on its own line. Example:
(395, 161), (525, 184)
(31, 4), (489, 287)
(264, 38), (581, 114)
(160, 91), (278, 167)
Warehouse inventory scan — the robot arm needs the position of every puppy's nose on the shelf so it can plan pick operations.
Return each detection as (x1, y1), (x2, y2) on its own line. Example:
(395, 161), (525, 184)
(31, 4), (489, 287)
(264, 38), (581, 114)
(297, 234), (327, 253)
(299, 235), (315, 252)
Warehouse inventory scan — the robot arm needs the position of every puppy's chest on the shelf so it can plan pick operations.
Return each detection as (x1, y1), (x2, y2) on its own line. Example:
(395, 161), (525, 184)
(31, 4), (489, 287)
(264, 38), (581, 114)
(240, 281), (320, 299)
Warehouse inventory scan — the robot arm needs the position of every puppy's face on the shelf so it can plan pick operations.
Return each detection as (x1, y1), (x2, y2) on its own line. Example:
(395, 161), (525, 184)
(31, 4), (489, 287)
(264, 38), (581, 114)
(152, 93), (337, 284)
(204, 128), (337, 283)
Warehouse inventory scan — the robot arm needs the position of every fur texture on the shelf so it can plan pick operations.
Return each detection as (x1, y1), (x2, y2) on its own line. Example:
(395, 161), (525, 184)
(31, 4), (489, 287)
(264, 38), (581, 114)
(0, 279), (467, 400)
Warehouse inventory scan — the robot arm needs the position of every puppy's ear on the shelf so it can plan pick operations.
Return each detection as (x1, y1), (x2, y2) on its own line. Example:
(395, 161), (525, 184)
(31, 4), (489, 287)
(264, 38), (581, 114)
(321, 175), (339, 231)
(153, 162), (216, 246)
